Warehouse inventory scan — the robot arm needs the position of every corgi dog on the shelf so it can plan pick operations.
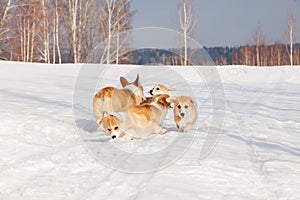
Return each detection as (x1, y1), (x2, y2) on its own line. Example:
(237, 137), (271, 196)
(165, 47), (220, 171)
(99, 94), (171, 139)
(98, 113), (124, 139)
(166, 96), (198, 132)
(149, 84), (175, 96)
(127, 94), (171, 137)
(99, 113), (139, 140)
(93, 74), (145, 125)
(141, 84), (175, 105)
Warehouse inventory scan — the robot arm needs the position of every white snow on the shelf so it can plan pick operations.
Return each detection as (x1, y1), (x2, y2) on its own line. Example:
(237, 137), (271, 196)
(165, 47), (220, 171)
(0, 61), (300, 199)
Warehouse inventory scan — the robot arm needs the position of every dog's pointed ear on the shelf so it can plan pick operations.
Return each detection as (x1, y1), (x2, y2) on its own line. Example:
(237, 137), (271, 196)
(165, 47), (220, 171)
(134, 74), (141, 86)
(103, 111), (109, 118)
(120, 76), (129, 88)
(190, 98), (198, 107)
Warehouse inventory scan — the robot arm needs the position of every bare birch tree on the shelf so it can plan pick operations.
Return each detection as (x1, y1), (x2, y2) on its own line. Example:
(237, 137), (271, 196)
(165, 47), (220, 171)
(100, 0), (116, 64)
(12, 0), (40, 62)
(115, 0), (133, 64)
(254, 27), (261, 66)
(0, 0), (11, 59)
(101, 0), (117, 64)
(178, 0), (196, 65)
(66, 0), (92, 63)
(40, 0), (50, 63)
(68, 0), (78, 63)
(100, 0), (133, 64)
(286, 14), (295, 66)
(1, 0), (133, 63)
(0, 0), (11, 42)
(55, 0), (62, 63)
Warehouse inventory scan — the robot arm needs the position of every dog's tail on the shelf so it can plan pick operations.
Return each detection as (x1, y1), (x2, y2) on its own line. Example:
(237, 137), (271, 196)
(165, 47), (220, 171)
(93, 87), (115, 123)
(94, 87), (114, 100)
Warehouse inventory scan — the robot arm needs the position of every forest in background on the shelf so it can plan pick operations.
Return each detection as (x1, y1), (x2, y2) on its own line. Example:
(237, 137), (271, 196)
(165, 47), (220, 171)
(205, 43), (300, 66)
(0, 0), (133, 64)
(0, 0), (299, 66)
(131, 43), (300, 66)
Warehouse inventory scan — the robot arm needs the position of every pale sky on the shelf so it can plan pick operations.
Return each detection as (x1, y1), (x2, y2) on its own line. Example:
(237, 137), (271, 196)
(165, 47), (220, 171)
(132, 0), (300, 47)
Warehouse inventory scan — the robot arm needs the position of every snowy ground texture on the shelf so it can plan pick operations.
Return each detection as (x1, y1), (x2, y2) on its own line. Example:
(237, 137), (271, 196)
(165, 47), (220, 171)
(1, 61), (300, 200)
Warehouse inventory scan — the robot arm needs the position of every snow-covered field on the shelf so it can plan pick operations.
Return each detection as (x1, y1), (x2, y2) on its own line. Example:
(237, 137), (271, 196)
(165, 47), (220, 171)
(1, 61), (300, 199)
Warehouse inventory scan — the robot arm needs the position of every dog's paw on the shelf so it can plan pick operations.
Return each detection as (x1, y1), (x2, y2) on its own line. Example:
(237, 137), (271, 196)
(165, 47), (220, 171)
(159, 129), (168, 135)
(122, 134), (133, 140)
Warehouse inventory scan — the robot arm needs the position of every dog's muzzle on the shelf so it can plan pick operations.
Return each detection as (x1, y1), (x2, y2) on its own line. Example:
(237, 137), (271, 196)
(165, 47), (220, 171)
(149, 89), (153, 96)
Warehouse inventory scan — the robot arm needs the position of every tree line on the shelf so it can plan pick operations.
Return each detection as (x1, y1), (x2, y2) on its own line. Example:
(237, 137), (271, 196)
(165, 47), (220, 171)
(208, 20), (300, 66)
(206, 43), (300, 66)
(0, 0), (133, 64)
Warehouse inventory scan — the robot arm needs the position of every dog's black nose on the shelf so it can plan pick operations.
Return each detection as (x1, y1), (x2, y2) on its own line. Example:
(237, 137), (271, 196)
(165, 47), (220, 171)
(180, 113), (185, 117)
(112, 135), (116, 139)
(149, 89), (153, 95)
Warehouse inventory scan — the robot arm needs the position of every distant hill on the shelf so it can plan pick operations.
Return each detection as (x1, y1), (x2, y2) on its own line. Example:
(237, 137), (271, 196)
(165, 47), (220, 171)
(130, 43), (300, 66)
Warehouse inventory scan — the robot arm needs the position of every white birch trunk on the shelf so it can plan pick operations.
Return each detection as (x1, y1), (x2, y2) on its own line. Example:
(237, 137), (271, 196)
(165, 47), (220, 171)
(69, 0), (78, 63)
(179, 0), (195, 66)
(0, 0), (11, 40)
(183, 2), (187, 65)
(289, 16), (294, 66)
(41, 0), (50, 63)
(53, 17), (56, 64)
(106, 0), (112, 64)
(256, 33), (260, 66)
(55, 0), (61, 64)
(20, 17), (24, 61)
(26, 16), (30, 62)
(30, 2), (36, 62)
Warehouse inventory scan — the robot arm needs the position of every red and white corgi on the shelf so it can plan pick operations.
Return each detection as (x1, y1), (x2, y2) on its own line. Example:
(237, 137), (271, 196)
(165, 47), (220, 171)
(167, 96), (198, 132)
(99, 94), (171, 139)
(93, 74), (145, 124)
(141, 84), (175, 104)
(98, 112), (124, 139)
(149, 84), (175, 96)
